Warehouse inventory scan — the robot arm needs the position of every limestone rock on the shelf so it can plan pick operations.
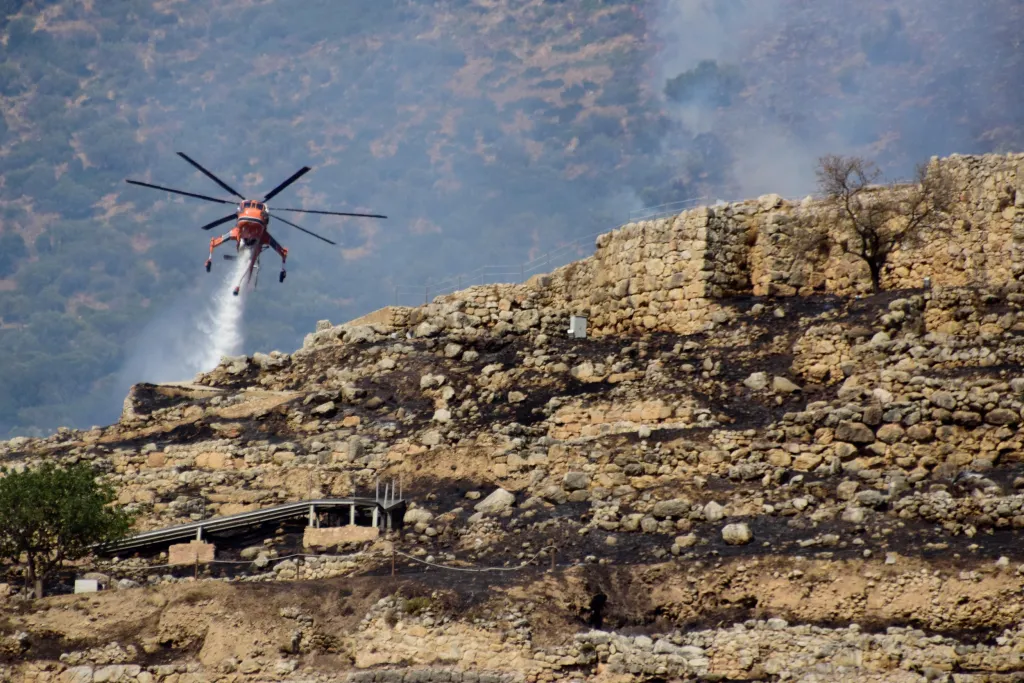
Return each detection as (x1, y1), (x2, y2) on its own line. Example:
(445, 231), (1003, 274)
(652, 498), (691, 519)
(835, 421), (875, 444)
(563, 472), (591, 491)
(743, 372), (769, 391)
(703, 501), (725, 522)
(474, 488), (515, 514)
(772, 376), (801, 393)
(985, 408), (1019, 425)
(836, 481), (859, 501)
(722, 523), (753, 545)
(876, 424), (904, 444)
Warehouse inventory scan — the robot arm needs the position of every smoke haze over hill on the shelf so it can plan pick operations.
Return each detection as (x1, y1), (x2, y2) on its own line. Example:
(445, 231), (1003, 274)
(0, 0), (1022, 436)
(645, 0), (1024, 199)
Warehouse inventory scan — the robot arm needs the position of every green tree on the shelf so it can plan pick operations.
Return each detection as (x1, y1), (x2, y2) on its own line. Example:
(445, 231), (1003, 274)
(0, 462), (133, 598)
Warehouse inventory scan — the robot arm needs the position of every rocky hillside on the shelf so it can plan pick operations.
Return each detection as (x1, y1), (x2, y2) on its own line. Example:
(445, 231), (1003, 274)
(2, 0), (1024, 437)
(5, 157), (1024, 680)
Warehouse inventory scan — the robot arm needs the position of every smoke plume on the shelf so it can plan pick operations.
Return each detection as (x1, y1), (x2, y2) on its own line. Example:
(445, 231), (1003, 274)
(645, 0), (1024, 200)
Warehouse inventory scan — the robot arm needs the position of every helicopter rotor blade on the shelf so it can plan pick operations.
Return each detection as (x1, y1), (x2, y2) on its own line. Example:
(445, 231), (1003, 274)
(262, 166), (311, 203)
(269, 212), (337, 245)
(125, 179), (235, 205)
(274, 208), (387, 219)
(177, 152), (246, 200)
(200, 213), (239, 231)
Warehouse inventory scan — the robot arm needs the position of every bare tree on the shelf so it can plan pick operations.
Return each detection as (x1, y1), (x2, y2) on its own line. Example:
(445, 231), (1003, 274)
(815, 154), (959, 292)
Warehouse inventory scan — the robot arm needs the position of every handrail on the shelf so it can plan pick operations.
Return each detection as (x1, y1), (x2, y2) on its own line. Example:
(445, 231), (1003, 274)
(99, 496), (406, 554)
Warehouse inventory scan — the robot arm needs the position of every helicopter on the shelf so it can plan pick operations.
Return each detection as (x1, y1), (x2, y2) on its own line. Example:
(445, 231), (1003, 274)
(125, 153), (386, 295)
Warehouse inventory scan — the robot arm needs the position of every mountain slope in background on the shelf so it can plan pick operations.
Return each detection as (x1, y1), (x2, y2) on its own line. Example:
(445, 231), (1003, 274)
(0, 0), (1021, 436)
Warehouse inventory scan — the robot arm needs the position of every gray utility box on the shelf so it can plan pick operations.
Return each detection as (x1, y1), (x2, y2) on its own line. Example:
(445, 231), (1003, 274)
(568, 315), (588, 339)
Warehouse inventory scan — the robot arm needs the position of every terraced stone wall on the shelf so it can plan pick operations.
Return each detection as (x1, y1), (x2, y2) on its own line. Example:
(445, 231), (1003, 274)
(336, 153), (1023, 341)
(747, 153), (1024, 297)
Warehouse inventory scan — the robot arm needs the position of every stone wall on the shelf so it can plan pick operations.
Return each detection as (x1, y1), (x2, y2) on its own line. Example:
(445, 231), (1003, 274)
(355, 152), (1023, 340)
(751, 153), (1024, 296)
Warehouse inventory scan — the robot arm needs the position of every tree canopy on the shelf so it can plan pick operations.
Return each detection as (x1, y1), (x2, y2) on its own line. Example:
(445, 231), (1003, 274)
(0, 462), (133, 598)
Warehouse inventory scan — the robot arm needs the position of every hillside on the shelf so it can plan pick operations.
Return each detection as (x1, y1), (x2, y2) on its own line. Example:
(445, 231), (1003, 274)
(3, 154), (1024, 681)
(0, 0), (1023, 437)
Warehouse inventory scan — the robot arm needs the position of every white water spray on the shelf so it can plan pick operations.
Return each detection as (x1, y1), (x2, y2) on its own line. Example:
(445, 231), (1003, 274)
(193, 250), (251, 371)
(114, 248), (253, 392)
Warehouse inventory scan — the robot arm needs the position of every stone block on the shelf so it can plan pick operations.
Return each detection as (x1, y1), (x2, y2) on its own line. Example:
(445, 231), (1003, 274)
(169, 541), (215, 565)
(303, 525), (379, 549)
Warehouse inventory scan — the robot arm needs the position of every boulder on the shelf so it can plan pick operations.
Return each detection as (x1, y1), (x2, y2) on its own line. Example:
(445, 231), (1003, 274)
(835, 421), (875, 444)
(413, 322), (440, 338)
(772, 376), (801, 394)
(986, 408), (1019, 426)
(876, 424), (904, 444)
(743, 372), (769, 391)
(652, 498), (691, 518)
(856, 490), (887, 508)
(703, 501), (725, 522)
(474, 488), (515, 514)
(404, 508), (434, 525)
(722, 523), (752, 545)
(563, 472), (591, 491)
(312, 401), (336, 416)
(836, 481), (859, 501)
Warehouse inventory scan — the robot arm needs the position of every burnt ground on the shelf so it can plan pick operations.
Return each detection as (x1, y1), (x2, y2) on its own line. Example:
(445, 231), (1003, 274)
(98, 288), (908, 458)
(61, 479), (1024, 601)
(14, 285), (1024, 676)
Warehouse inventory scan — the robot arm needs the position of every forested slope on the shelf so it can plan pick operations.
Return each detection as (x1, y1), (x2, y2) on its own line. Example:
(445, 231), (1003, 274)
(0, 0), (1021, 436)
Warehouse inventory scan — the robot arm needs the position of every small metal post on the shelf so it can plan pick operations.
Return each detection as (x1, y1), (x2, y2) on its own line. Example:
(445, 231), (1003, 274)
(376, 478), (379, 502)
(349, 504), (355, 526)
(196, 526), (203, 541)
(194, 555), (199, 580)
(308, 504), (315, 527)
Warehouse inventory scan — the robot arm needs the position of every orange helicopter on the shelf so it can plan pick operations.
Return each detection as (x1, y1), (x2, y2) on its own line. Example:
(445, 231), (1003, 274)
(126, 153), (386, 295)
